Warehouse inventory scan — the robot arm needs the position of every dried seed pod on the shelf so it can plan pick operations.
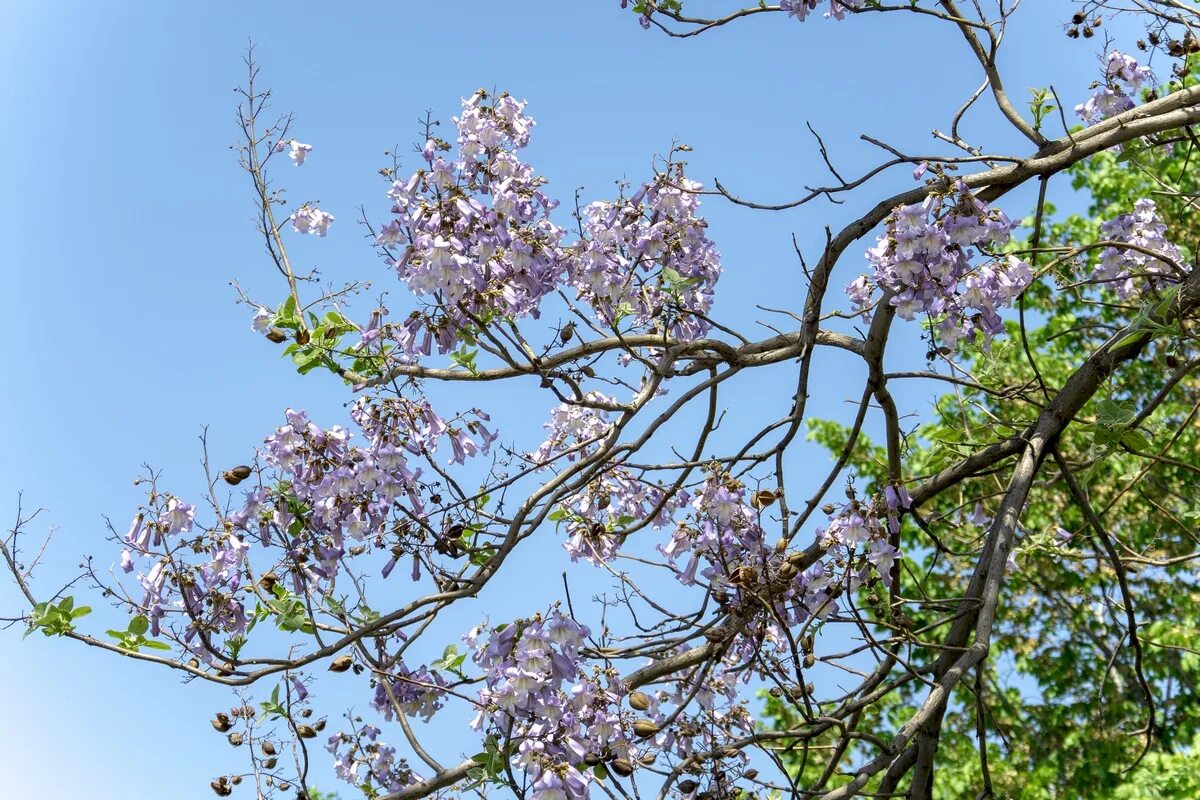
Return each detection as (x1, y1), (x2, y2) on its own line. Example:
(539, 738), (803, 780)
(296, 724), (317, 739)
(609, 758), (634, 777)
(678, 780), (699, 794)
(295, 329), (310, 345)
(632, 719), (660, 738)
(750, 490), (776, 510)
(228, 732), (244, 747)
(328, 655), (353, 673)
(584, 752), (603, 766)
(261, 741), (277, 756)
(211, 713), (232, 733)
(804, 653), (815, 669)
(744, 769), (759, 781)
(210, 779), (233, 797)
(628, 691), (652, 711)
(559, 321), (575, 343)
(786, 551), (808, 568)
(777, 562), (798, 581)
(265, 328), (288, 344)
(313, 719), (326, 732)
(263, 757), (278, 770)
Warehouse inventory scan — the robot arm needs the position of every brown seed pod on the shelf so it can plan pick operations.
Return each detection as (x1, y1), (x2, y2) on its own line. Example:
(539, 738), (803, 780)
(632, 720), (660, 738)
(222, 465), (253, 486)
(584, 752), (603, 766)
(750, 489), (777, 510)
(296, 724), (317, 739)
(210, 779), (233, 797)
(211, 713), (232, 733)
(265, 327), (288, 344)
(261, 741), (277, 756)
(328, 655), (353, 673)
(777, 562), (798, 581)
(786, 551), (808, 568)
(804, 653), (815, 669)
(295, 329), (310, 345)
(628, 691), (652, 711)
(744, 769), (759, 781)
(609, 758), (634, 777)
(313, 719), (326, 732)
(228, 732), (244, 747)
(678, 780), (699, 794)
(259, 572), (279, 592)
(263, 757), (278, 770)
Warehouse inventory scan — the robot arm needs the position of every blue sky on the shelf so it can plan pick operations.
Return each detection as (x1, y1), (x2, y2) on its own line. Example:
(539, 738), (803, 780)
(0, 2), (1140, 797)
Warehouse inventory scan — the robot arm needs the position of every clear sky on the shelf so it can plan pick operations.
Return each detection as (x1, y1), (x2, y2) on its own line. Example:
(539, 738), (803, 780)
(0, 2), (1139, 798)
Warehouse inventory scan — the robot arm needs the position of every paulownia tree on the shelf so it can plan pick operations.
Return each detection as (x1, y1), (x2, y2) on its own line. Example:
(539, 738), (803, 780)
(6, 2), (1200, 799)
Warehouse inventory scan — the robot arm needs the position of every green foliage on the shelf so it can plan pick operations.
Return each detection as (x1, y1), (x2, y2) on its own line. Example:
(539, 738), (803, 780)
(765, 62), (1200, 798)
(105, 614), (171, 653)
(25, 595), (90, 638)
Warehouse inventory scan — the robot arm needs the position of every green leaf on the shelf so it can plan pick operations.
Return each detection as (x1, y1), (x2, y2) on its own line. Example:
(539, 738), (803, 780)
(128, 615), (150, 636)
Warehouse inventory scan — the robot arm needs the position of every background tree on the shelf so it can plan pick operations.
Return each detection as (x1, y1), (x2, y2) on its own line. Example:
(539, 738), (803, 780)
(6, 3), (1200, 800)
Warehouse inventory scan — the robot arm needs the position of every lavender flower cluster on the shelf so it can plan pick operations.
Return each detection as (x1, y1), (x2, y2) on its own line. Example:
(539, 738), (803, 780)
(364, 91), (722, 364)
(117, 397), (498, 668)
(847, 182), (1033, 348)
(1076, 51), (1152, 124)
(779, 0), (863, 21)
(1093, 198), (1185, 299)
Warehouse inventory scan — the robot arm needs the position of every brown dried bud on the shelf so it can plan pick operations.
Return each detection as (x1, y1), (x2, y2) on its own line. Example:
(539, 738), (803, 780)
(211, 778), (233, 797)
(231, 776), (242, 786)
(266, 327), (288, 344)
(628, 691), (652, 711)
(632, 719), (660, 738)
(263, 757), (278, 770)
(610, 758), (634, 777)
(295, 328), (310, 345)
(296, 725), (318, 739)
(678, 780), (700, 794)
(328, 655), (353, 673)
(211, 713), (232, 733)
(584, 752), (604, 766)
(560, 321), (575, 343)
(1082, 26), (1094, 38)
(313, 719), (326, 732)
(744, 769), (759, 781)
(228, 732), (244, 747)
(261, 741), (277, 756)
